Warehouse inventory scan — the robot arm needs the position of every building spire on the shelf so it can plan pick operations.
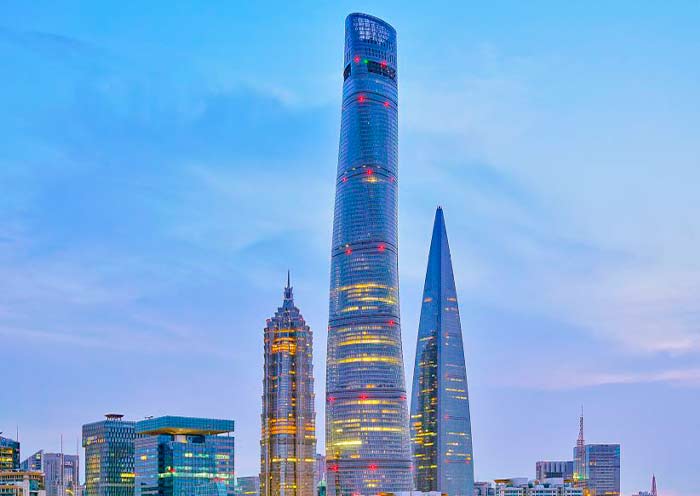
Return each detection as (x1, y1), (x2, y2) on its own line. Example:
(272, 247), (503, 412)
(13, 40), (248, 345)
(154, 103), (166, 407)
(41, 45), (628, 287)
(284, 270), (293, 303)
(578, 405), (585, 447)
(651, 474), (657, 496)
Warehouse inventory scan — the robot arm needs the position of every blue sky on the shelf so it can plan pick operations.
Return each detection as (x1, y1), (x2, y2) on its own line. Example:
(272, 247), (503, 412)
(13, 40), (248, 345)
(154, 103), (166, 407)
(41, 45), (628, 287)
(1, 1), (699, 494)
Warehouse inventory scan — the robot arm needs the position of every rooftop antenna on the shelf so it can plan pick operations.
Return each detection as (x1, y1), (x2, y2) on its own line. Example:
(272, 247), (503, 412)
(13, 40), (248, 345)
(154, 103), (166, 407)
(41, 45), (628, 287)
(61, 434), (65, 496)
(577, 405), (585, 448)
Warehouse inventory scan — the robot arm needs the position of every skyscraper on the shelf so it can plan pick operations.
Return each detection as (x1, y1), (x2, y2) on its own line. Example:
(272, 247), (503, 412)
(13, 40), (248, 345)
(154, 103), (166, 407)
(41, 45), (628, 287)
(581, 445), (620, 496)
(0, 435), (20, 471)
(20, 450), (44, 472)
(410, 207), (475, 496)
(82, 414), (136, 496)
(571, 413), (620, 496)
(44, 453), (80, 496)
(260, 275), (316, 496)
(326, 12), (412, 495)
(21, 450), (80, 496)
(134, 416), (235, 496)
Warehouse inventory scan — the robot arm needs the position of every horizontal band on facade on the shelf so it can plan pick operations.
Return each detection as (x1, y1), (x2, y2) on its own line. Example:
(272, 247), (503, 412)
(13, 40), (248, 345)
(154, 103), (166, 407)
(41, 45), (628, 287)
(340, 89), (397, 105)
(328, 315), (400, 327)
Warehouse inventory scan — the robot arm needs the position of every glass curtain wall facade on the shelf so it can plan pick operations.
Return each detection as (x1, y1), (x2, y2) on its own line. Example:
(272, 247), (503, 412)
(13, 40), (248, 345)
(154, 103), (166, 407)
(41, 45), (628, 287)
(20, 451), (44, 472)
(410, 207), (475, 496)
(235, 477), (259, 496)
(582, 445), (620, 496)
(260, 277), (316, 496)
(82, 415), (136, 496)
(0, 437), (20, 471)
(326, 12), (412, 496)
(44, 454), (80, 496)
(134, 416), (235, 496)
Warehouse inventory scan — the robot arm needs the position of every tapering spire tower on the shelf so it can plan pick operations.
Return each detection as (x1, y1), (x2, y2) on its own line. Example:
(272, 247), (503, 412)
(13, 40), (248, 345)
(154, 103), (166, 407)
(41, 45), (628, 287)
(326, 12), (413, 495)
(410, 207), (475, 496)
(574, 407), (586, 487)
(260, 274), (316, 496)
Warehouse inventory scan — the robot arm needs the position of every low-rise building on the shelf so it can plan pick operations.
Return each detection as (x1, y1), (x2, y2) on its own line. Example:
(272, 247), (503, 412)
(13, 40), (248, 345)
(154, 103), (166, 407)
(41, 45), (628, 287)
(0, 471), (46, 496)
(493, 478), (583, 496)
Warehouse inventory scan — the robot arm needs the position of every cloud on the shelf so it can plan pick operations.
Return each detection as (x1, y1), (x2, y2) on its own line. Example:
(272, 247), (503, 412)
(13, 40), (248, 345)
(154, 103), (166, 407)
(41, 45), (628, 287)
(497, 366), (700, 390)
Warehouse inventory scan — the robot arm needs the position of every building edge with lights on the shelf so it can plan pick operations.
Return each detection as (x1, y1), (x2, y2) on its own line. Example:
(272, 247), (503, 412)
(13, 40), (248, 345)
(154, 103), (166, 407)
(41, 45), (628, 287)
(410, 207), (475, 496)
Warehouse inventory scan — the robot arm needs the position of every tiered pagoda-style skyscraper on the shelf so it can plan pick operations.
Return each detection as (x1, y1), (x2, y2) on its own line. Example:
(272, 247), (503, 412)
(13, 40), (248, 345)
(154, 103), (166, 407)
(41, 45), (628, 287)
(410, 207), (475, 496)
(326, 12), (413, 495)
(260, 274), (316, 496)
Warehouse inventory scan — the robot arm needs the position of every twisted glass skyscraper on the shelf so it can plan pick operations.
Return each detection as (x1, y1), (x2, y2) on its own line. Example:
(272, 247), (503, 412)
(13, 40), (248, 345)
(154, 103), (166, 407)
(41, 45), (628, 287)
(326, 13), (412, 495)
(410, 208), (474, 496)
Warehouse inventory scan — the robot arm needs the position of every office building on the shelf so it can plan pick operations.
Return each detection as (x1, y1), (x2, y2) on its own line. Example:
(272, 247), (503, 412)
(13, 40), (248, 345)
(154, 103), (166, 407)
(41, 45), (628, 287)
(326, 12), (412, 495)
(570, 413), (620, 496)
(0, 471), (46, 496)
(536, 462), (574, 483)
(313, 454), (325, 495)
(236, 477), (259, 496)
(134, 416), (235, 496)
(82, 414), (136, 496)
(20, 451), (43, 473)
(581, 445), (620, 496)
(410, 207), (475, 496)
(260, 276), (316, 496)
(20, 451), (80, 496)
(0, 437), (20, 471)
(45, 454), (80, 496)
(494, 479), (583, 496)
(475, 481), (496, 496)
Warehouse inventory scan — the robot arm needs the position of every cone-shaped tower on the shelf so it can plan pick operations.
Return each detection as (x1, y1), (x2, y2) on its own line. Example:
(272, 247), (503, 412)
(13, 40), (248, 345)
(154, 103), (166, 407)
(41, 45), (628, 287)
(260, 275), (316, 496)
(651, 474), (657, 496)
(410, 207), (475, 496)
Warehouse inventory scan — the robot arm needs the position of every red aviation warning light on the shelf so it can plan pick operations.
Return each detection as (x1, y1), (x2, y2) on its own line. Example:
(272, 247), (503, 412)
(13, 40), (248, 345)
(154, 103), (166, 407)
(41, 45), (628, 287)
(354, 55), (361, 63)
(358, 95), (366, 103)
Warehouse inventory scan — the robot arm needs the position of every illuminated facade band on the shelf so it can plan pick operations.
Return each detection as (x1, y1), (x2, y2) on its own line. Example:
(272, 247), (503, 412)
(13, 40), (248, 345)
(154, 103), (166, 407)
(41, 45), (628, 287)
(410, 207), (475, 496)
(326, 12), (412, 495)
(260, 275), (316, 496)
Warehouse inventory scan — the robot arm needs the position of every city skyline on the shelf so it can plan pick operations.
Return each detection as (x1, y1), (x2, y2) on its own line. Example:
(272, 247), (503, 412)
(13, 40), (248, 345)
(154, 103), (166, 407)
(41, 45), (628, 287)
(2, 2), (699, 495)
